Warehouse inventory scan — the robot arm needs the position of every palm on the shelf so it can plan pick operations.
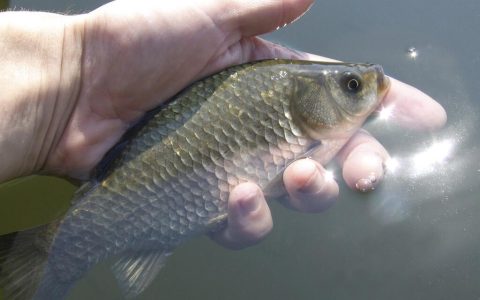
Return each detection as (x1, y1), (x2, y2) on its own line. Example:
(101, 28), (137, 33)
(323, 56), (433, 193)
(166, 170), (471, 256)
(47, 0), (312, 178)
(82, 0), (299, 122)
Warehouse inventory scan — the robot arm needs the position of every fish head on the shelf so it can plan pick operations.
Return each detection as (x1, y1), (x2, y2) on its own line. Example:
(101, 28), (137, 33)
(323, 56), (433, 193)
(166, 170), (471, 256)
(289, 62), (390, 140)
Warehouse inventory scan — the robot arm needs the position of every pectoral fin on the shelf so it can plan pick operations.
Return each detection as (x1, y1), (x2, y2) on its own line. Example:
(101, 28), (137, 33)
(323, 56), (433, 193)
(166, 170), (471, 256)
(262, 171), (287, 200)
(263, 140), (323, 201)
(112, 250), (171, 298)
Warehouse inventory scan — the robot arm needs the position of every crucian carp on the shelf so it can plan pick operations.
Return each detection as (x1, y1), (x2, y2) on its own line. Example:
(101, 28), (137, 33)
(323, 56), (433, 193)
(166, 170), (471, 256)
(0, 59), (390, 299)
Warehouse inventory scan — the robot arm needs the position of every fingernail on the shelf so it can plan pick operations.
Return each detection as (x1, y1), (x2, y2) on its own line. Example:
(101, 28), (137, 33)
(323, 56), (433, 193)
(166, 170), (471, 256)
(297, 163), (324, 195)
(355, 173), (378, 192)
(238, 189), (261, 215)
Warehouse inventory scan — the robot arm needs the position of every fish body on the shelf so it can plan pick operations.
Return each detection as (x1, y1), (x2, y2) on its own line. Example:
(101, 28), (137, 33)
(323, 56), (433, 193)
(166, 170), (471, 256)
(0, 60), (389, 299)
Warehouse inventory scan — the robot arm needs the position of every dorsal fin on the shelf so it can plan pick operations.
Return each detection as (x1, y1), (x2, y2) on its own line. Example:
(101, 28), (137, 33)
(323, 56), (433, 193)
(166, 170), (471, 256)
(112, 250), (171, 298)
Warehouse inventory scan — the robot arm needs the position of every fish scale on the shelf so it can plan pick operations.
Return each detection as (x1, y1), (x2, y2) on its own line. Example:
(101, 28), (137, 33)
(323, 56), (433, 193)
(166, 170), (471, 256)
(0, 59), (389, 299)
(55, 63), (319, 263)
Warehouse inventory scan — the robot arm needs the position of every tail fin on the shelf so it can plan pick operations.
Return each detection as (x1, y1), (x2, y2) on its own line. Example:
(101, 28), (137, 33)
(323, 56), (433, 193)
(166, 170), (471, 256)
(0, 224), (55, 300)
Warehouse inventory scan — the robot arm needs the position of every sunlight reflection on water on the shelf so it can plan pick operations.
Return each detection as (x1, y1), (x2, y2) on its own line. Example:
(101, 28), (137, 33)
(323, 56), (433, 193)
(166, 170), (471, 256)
(407, 47), (419, 60)
(385, 138), (456, 179)
(410, 139), (454, 177)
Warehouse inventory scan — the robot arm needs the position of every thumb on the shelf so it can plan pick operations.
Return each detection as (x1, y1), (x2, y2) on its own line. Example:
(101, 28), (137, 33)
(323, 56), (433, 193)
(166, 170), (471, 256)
(202, 0), (314, 37)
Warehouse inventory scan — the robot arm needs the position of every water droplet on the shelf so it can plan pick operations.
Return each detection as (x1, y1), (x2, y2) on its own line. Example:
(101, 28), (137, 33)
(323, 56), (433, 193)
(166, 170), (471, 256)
(406, 47), (418, 60)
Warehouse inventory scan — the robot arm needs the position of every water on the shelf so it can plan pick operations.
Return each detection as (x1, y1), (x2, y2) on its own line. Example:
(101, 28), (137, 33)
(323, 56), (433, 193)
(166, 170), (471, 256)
(3, 0), (480, 299)
(406, 47), (418, 60)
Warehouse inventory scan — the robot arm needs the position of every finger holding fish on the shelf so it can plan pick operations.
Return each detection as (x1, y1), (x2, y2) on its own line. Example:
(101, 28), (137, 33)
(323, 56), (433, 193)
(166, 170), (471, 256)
(212, 159), (339, 249)
(213, 159), (339, 250)
(336, 130), (389, 192)
(282, 159), (339, 213)
(210, 182), (273, 250)
(379, 78), (447, 130)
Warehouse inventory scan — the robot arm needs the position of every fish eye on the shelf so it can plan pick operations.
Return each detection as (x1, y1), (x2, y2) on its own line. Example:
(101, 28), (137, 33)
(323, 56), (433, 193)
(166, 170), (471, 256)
(342, 72), (362, 93)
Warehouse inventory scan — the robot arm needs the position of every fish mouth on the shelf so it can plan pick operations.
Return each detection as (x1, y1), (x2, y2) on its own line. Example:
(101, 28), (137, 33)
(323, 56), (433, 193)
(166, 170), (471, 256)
(374, 65), (391, 100)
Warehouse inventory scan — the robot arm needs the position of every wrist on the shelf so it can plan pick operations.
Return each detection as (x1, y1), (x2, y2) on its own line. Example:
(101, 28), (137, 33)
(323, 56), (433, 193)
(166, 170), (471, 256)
(0, 12), (83, 182)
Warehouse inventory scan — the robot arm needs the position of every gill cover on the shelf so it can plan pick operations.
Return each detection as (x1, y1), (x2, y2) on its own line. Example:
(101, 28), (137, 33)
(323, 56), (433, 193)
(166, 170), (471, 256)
(289, 63), (383, 139)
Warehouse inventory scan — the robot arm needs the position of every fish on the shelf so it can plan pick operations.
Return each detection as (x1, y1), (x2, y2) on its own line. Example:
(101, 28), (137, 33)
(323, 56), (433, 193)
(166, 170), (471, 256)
(0, 59), (390, 299)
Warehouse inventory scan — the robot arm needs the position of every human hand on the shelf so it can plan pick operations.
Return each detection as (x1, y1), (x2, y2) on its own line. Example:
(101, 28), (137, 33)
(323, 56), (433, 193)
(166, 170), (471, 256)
(1, 0), (445, 248)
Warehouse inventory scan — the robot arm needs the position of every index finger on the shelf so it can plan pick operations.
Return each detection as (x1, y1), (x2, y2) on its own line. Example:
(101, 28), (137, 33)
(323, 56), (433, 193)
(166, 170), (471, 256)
(204, 0), (314, 37)
(379, 78), (447, 130)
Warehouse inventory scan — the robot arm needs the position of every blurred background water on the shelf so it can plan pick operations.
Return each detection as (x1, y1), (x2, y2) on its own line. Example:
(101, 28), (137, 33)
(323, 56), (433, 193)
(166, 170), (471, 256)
(1, 0), (480, 299)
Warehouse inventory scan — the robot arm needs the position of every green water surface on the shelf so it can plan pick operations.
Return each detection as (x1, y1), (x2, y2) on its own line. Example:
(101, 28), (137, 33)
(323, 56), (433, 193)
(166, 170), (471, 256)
(0, 176), (74, 235)
(0, 1), (8, 10)
(0, 175), (74, 299)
